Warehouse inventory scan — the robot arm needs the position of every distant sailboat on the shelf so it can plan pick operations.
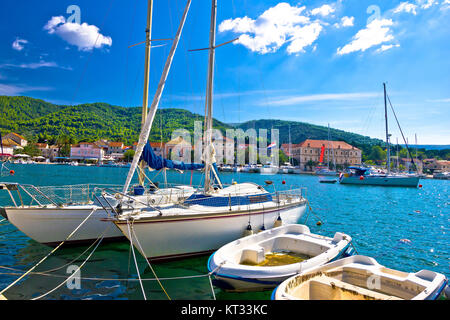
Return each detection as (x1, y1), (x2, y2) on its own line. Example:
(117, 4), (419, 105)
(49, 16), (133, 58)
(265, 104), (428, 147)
(316, 124), (338, 177)
(339, 83), (420, 187)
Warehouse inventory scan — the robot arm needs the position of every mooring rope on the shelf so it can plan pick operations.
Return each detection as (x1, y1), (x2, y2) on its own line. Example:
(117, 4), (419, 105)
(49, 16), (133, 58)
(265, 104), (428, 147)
(126, 220), (147, 300)
(31, 226), (108, 300)
(0, 207), (98, 295)
(129, 219), (171, 300)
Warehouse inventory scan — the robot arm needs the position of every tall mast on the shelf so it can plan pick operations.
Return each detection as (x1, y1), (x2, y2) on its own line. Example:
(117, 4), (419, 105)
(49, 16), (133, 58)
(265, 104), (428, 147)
(138, 0), (154, 186)
(327, 123), (331, 169)
(396, 137), (399, 172)
(204, 0), (217, 193)
(384, 83), (391, 174)
(123, 0), (191, 193)
(288, 124), (292, 165)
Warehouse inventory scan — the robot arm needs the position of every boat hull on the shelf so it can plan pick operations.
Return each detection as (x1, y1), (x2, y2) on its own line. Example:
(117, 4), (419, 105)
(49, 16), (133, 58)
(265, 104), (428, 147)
(339, 175), (419, 187)
(3, 206), (124, 245)
(115, 202), (307, 262)
(272, 255), (448, 300)
(208, 225), (353, 292)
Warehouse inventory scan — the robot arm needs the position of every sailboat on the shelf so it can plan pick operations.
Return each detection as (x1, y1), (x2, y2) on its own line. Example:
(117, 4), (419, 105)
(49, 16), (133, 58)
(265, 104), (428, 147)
(112, 0), (308, 262)
(0, 1), (197, 245)
(339, 83), (420, 187)
(316, 124), (338, 177)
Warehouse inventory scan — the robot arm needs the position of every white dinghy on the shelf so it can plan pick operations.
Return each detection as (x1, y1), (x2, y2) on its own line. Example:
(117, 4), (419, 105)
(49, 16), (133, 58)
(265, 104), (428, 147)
(207, 224), (353, 292)
(272, 255), (448, 300)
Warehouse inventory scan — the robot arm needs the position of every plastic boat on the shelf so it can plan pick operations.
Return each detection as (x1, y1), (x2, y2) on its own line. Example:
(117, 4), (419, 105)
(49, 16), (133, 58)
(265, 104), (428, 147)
(272, 255), (448, 300)
(208, 224), (353, 292)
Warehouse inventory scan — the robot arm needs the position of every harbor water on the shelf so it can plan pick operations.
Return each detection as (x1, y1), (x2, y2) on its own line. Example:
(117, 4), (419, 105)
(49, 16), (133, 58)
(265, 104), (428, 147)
(0, 163), (448, 300)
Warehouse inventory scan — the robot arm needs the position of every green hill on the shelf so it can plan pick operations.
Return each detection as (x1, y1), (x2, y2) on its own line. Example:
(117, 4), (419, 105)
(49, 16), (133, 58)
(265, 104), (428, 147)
(236, 119), (383, 147)
(0, 96), (230, 144)
(1, 96), (383, 148)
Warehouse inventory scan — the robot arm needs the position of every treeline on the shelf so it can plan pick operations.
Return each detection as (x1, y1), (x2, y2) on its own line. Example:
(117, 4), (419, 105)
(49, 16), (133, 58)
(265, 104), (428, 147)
(1, 96), (448, 162)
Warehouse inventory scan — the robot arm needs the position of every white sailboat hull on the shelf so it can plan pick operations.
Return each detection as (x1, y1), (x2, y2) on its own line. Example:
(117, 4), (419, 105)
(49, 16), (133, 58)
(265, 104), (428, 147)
(259, 167), (279, 175)
(3, 206), (123, 245)
(115, 203), (307, 262)
(339, 175), (419, 187)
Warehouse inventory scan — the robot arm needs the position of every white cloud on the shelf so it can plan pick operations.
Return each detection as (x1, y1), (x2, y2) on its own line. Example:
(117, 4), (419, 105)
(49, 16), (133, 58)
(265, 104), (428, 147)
(341, 16), (355, 27)
(0, 61), (72, 70)
(393, 2), (418, 15)
(262, 92), (380, 107)
(310, 4), (335, 17)
(218, 3), (323, 55)
(376, 43), (400, 52)
(337, 19), (395, 55)
(0, 83), (52, 95)
(12, 38), (28, 51)
(44, 16), (112, 51)
(441, 0), (450, 10)
(334, 16), (354, 28)
(418, 0), (438, 9)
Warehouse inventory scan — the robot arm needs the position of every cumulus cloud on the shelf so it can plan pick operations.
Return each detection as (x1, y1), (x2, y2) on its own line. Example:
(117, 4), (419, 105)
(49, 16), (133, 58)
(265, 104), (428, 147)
(376, 43), (400, 52)
(334, 16), (354, 28)
(12, 38), (28, 51)
(393, 2), (418, 15)
(417, 0), (438, 9)
(337, 19), (395, 55)
(310, 4), (335, 17)
(218, 3), (323, 55)
(44, 16), (112, 51)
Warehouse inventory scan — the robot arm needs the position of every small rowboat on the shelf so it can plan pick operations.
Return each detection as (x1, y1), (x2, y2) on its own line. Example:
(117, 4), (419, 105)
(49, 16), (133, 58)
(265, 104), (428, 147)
(272, 255), (448, 300)
(319, 179), (337, 184)
(208, 224), (353, 292)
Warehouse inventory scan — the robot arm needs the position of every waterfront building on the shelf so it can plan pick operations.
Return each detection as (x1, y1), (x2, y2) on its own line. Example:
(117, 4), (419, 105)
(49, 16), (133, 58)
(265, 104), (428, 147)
(424, 159), (450, 172)
(3, 132), (27, 147)
(70, 142), (104, 161)
(286, 139), (362, 171)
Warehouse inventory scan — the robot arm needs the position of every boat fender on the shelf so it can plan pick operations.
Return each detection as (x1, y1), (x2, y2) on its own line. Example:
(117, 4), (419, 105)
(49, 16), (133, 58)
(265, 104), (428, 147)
(9, 170), (14, 176)
(444, 284), (450, 300)
(282, 180), (286, 185)
(243, 223), (253, 237)
(359, 176), (364, 180)
(273, 216), (282, 228)
(258, 225), (266, 233)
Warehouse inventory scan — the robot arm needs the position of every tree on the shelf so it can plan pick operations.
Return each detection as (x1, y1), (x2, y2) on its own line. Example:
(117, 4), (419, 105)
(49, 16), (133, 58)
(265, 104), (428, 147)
(306, 160), (317, 171)
(368, 145), (386, 163)
(124, 149), (135, 162)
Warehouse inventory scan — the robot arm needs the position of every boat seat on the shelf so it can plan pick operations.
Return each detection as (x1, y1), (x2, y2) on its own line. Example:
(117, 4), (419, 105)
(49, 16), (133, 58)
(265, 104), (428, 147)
(239, 245), (265, 265)
(297, 275), (403, 300)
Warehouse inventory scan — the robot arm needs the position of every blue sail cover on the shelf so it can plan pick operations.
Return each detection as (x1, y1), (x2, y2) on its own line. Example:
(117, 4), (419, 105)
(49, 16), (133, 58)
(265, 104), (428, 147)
(140, 141), (204, 171)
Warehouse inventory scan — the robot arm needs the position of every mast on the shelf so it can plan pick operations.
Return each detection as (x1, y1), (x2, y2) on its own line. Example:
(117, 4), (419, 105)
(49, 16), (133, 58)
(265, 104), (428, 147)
(384, 83), (391, 174)
(138, 0), (154, 187)
(327, 123), (331, 169)
(123, 0), (191, 193)
(203, 0), (217, 193)
(396, 137), (399, 172)
(288, 124), (292, 165)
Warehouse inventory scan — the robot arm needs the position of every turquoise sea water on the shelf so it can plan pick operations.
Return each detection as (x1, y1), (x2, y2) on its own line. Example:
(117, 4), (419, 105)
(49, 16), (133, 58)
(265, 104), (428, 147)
(0, 163), (448, 300)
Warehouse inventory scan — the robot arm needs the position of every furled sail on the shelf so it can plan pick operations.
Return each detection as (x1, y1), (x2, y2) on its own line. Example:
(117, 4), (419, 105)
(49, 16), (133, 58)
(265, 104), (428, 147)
(140, 141), (204, 171)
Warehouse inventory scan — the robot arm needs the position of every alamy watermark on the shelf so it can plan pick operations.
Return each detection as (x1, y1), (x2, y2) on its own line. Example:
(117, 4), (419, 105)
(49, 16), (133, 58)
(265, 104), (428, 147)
(167, 121), (280, 170)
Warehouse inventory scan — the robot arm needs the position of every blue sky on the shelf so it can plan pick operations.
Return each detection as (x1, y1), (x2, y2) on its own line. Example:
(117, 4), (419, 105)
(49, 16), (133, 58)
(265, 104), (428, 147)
(0, 0), (449, 144)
